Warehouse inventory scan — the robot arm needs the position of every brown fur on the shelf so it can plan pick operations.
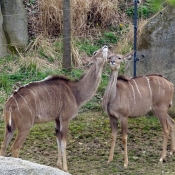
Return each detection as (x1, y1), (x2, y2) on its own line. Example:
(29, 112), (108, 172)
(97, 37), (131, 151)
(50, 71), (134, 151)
(102, 53), (175, 168)
(0, 45), (108, 172)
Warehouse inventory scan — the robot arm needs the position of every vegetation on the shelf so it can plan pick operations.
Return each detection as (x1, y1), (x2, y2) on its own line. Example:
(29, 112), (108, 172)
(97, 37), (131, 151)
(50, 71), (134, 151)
(126, 0), (158, 19)
(153, 0), (175, 9)
(1, 0), (174, 174)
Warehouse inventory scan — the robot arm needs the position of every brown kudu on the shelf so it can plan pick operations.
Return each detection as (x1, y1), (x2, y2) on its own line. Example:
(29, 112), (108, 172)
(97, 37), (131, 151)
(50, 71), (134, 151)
(102, 52), (175, 167)
(0, 45), (108, 172)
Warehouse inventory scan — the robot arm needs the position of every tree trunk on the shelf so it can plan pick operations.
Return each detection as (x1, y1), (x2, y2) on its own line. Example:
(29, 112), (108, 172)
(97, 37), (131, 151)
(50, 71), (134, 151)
(63, 0), (71, 71)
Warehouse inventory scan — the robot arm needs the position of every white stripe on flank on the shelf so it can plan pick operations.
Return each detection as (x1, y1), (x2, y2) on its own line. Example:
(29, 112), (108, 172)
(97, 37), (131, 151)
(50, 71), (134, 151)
(158, 78), (160, 95)
(145, 77), (152, 97)
(164, 79), (171, 89)
(40, 84), (52, 99)
(162, 80), (165, 96)
(12, 96), (23, 117)
(132, 79), (142, 98)
(17, 92), (33, 116)
(129, 82), (135, 104)
(25, 87), (37, 113)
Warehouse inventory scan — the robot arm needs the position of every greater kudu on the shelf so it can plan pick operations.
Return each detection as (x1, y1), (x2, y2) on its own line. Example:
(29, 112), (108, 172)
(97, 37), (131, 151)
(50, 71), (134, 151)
(0, 45), (108, 172)
(102, 52), (175, 167)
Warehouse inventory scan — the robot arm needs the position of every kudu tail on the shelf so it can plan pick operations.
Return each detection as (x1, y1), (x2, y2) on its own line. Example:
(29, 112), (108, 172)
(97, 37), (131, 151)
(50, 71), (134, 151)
(4, 107), (14, 133)
(0, 108), (15, 156)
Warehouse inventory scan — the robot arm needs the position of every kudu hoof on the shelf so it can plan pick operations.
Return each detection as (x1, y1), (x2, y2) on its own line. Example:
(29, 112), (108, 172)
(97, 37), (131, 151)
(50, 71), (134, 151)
(107, 158), (113, 163)
(57, 161), (62, 170)
(124, 164), (128, 168)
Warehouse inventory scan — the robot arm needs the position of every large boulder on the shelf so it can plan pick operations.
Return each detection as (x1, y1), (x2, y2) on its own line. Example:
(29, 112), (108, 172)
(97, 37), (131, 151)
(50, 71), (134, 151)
(0, 4), (7, 56)
(0, 0), (28, 56)
(124, 6), (175, 110)
(125, 6), (175, 81)
(0, 156), (71, 175)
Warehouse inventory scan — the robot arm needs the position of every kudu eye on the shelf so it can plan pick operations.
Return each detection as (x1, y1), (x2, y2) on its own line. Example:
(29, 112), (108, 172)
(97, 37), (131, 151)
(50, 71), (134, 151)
(118, 57), (121, 60)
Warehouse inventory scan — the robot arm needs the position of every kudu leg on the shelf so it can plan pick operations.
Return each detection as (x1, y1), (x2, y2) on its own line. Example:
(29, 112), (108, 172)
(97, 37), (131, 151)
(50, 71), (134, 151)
(0, 126), (15, 156)
(167, 115), (175, 155)
(11, 128), (30, 158)
(155, 111), (170, 162)
(61, 138), (68, 172)
(170, 128), (175, 155)
(55, 119), (62, 169)
(108, 115), (118, 163)
(55, 120), (69, 172)
(61, 121), (69, 172)
(120, 117), (128, 168)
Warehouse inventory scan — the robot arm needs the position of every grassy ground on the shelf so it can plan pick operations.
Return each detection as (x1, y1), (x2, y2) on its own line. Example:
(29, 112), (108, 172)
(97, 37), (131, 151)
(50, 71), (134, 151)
(1, 110), (175, 175)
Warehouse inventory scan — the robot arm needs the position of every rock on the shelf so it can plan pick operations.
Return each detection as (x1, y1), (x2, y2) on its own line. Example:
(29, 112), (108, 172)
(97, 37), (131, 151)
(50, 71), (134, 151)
(125, 6), (175, 80)
(124, 6), (175, 110)
(0, 0), (28, 55)
(0, 5), (8, 56)
(0, 156), (71, 175)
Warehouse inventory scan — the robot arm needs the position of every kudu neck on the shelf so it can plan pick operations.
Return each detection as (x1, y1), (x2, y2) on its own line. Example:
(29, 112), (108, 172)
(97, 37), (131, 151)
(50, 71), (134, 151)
(69, 61), (105, 107)
(102, 69), (119, 112)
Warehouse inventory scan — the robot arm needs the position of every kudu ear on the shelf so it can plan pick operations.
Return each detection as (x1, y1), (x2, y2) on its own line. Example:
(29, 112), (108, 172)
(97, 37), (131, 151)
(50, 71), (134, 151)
(81, 56), (93, 66)
(123, 51), (134, 61)
(107, 50), (113, 57)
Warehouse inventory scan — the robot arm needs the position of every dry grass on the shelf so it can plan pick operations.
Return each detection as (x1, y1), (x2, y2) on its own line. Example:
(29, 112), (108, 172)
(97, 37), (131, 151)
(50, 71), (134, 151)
(23, 35), (63, 69)
(114, 18), (148, 54)
(26, 0), (149, 67)
(24, 34), (83, 70)
(25, 18), (149, 68)
(71, 39), (83, 67)
(36, 0), (129, 37)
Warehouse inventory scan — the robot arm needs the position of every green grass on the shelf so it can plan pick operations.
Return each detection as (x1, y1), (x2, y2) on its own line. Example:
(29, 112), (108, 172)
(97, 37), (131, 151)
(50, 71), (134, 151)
(76, 39), (99, 56)
(126, 0), (158, 19)
(95, 32), (119, 46)
(75, 30), (124, 56)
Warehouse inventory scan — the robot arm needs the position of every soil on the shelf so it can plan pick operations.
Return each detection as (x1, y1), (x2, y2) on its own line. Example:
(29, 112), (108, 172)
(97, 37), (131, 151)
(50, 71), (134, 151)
(1, 111), (175, 175)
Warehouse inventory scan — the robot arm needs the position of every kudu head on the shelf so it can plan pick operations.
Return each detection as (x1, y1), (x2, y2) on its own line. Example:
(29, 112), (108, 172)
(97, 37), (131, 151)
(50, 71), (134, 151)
(90, 45), (108, 66)
(108, 51), (134, 71)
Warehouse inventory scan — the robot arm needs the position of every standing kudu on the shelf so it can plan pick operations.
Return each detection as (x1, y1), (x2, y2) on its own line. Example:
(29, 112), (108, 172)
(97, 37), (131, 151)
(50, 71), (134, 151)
(102, 52), (175, 167)
(0, 45), (108, 172)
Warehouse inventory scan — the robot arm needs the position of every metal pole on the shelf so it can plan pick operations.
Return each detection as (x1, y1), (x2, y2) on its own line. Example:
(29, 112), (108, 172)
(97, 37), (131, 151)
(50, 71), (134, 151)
(133, 0), (138, 77)
(63, 0), (71, 72)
